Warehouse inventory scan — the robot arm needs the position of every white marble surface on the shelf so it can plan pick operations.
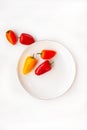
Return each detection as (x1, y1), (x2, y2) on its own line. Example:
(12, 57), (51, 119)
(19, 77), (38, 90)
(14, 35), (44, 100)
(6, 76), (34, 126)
(0, 0), (87, 130)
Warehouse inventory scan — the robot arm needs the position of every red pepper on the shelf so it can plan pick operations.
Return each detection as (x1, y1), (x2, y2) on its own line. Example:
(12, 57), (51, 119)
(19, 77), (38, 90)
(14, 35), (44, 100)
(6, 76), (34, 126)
(35, 60), (52, 76)
(37, 50), (56, 59)
(19, 33), (35, 45)
(6, 30), (18, 45)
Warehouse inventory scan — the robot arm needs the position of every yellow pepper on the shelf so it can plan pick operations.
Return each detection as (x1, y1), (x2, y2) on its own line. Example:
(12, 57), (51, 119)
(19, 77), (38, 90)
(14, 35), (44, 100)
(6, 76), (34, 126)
(23, 56), (37, 74)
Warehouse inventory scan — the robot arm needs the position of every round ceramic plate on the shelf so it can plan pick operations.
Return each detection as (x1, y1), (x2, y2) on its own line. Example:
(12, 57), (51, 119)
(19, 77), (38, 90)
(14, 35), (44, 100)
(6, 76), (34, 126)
(17, 40), (76, 99)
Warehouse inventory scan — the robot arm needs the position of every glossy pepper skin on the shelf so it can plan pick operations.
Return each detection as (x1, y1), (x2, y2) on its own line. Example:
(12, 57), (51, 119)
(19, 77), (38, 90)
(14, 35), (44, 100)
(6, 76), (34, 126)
(20, 33), (35, 45)
(38, 50), (56, 59)
(35, 60), (52, 76)
(6, 30), (18, 45)
(23, 56), (37, 74)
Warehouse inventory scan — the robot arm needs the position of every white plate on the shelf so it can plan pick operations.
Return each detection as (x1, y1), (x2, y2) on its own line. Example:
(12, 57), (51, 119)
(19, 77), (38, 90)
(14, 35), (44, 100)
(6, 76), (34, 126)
(17, 40), (76, 99)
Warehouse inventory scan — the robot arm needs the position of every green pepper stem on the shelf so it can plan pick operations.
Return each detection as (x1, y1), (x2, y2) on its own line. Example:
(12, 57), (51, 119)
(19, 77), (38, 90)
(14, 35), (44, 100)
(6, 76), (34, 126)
(32, 54), (35, 57)
(31, 54), (35, 59)
(37, 53), (42, 55)
(50, 61), (54, 65)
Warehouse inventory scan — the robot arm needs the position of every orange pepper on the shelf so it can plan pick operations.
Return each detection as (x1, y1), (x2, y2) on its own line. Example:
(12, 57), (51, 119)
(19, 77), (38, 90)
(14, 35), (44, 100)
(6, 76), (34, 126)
(6, 30), (18, 45)
(37, 50), (56, 59)
(23, 56), (37, 74)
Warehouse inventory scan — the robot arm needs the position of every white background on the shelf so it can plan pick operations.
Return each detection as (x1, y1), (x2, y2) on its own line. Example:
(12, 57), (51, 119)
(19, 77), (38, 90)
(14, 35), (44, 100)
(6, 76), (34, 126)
(0, 0), (87, 130)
